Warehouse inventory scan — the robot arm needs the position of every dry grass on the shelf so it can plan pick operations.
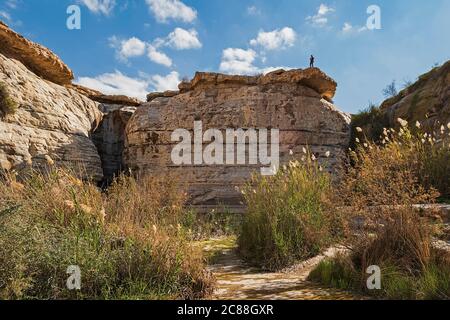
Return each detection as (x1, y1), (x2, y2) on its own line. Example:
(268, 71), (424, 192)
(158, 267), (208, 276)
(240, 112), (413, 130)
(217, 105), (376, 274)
(0, 167), (215, 300)
(238, 153), (342, 271)
(309, 120), (450, 299)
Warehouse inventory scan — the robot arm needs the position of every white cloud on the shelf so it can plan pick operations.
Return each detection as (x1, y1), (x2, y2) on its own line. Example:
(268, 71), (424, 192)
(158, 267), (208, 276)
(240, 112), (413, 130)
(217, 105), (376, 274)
(306, 4), (335, 27)
(76, 71), (150, 100)
(219, 48), (259, 75)
(119, 37), (146, 58)
(247, 6), (261, 16)
(341, 22), (368, 34)
(109, 36), (146, 61)
(148, 71), (181, 91)
(109, 28), (202, 68)
(109, 36), (172, 67)
(342, 22), (353, 33)
(250, 27), (296, 50)
(219, 48), (295, 76)
(145, 0), (197, 23)
(0, 11), (11, 22)
(147, 45), (173, 67)
(165, 28), (202, 50)
(76, 70), (181, 100)
(79, 0), (116, 15)
(318, 3), (333, 15)
(5, 0), (19, 9)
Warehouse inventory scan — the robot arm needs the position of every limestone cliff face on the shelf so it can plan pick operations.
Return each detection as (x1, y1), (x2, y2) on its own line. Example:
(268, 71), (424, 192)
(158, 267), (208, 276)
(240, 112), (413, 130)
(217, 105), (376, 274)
(125, 69), (351, 212)
(0, 23), (141, 182)
(93, 104), (136, 183)
(0, 21), (73, 85)
(380, 60), (450, 130)
(0, 22), (352, 209)
(0, 53), (104, 179)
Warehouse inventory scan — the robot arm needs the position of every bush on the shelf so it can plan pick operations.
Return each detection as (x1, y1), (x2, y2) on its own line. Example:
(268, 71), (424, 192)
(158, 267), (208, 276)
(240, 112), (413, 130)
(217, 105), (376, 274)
(351, 104), (389, 145)
(0, 82), (17, 117)
(345, 121), (448, 207)
(0, 168), (215, 300)
(309, 120), (450, 300)
(310, 256), (450, 299)
(237, 153), (341, 271)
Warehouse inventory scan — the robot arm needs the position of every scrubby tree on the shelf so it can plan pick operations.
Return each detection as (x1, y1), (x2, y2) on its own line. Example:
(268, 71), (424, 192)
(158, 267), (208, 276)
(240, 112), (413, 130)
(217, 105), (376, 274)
(382, 80), (397, 98)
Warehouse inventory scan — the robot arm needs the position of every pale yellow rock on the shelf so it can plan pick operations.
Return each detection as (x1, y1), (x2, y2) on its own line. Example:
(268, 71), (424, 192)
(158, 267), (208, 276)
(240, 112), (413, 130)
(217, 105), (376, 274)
(125, 70), (351, 212)
(0, 21), (73, 85)
(0, 53), (103, 181)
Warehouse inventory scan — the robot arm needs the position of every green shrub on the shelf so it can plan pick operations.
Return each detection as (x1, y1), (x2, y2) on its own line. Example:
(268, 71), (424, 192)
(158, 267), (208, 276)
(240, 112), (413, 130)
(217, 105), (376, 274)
(308, 256), (357, 291)
(0, 168), (215, 300)
(351, 104), (389, 145)
(0, 82), (17, 117)
(309, 254), (450, 300)
(237, 154), (341, 271)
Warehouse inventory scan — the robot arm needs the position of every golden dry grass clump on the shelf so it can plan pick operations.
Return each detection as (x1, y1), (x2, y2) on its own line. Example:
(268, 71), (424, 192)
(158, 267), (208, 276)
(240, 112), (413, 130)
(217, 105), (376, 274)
(309, 120), (450, 299)
(238, 152), (342, 271)
(0, 167), (215, 300)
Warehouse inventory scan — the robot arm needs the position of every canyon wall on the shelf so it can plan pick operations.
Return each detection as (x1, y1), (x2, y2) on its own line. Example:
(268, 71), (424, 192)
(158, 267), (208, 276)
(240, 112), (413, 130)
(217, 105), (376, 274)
(0, 21), (353, 212)
(0, 22), (138, 181)
(124, 70), (351, 212)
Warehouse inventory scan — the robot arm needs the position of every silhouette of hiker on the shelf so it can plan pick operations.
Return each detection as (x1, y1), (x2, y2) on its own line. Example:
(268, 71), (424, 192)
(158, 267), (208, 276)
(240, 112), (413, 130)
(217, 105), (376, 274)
(310, 55), (315, 68)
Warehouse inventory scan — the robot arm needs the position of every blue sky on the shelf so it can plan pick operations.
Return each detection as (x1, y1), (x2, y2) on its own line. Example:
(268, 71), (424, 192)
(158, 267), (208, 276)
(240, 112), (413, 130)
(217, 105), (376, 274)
(1, 0), (449, 113)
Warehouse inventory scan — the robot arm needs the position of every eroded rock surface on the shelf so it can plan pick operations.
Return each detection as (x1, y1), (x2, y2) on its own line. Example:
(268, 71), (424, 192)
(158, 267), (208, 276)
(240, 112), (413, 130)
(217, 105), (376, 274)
(71, 84), (142, 107)
(0, 21), (73, 85)
(0, 53), (103, 180)
(381, 60), (450, 130)
(93, 104), (136, 183)
(125, 69), (351, 212)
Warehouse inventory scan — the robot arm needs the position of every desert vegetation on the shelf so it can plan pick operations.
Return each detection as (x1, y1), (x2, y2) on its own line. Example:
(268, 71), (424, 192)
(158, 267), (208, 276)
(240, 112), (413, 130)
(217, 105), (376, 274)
(308, 120), (450, 299)
(237, 118), (450, 299)
(351, 104), (390, 145)
(0, 119), (448, 300)
(0, 167), (215, 300)
(238, 152), (342, 271)
(0, 82), (17, 117)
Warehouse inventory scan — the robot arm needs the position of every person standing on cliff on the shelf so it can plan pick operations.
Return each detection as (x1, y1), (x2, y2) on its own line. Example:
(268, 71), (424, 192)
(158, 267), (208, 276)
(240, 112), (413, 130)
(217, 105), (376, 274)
(310, 55), (315, 68)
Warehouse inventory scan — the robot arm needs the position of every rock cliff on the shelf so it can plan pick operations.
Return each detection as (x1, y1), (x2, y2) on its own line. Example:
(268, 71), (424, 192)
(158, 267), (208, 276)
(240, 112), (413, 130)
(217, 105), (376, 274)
(0, 22), (137, 181)
(0, 22), (353, 213)
(381, 61), (450, 130)
(0, 21), (73, 85)
(0, 52), (104, 179)
(93, 104), (136, 184)
(125, 69), (351, 212)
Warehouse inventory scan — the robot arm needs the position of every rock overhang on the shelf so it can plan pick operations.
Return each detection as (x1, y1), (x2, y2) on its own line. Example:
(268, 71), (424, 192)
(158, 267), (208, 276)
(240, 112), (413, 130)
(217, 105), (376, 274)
(147, 68), (337, 103)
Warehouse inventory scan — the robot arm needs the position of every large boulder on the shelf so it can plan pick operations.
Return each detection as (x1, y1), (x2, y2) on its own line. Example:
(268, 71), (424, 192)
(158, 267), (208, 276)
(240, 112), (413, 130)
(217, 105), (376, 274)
(0, 53), (103, 180)
(0, 21), (73, 85)
(124, 69), (351, 212)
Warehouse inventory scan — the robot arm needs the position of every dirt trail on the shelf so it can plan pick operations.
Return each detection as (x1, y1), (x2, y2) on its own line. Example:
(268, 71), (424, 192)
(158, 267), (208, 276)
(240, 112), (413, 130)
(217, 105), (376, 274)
(203, 238), (363, 300)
